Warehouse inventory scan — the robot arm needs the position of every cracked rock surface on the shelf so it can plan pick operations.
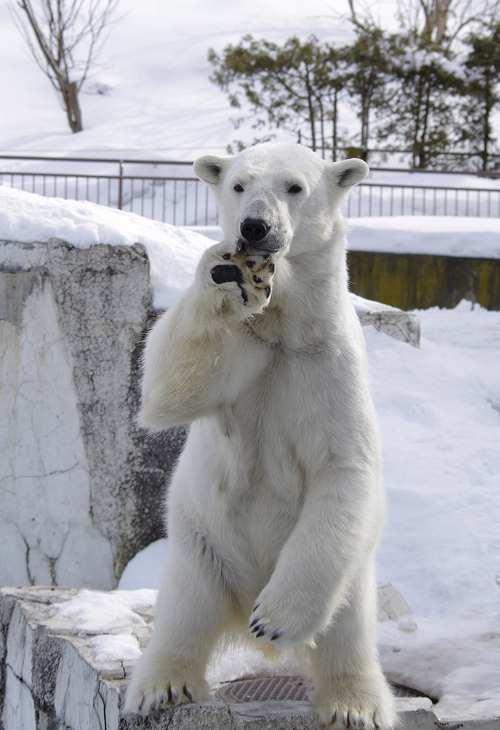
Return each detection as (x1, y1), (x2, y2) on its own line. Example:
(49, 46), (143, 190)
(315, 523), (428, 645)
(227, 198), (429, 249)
(1, 239), (186, 590)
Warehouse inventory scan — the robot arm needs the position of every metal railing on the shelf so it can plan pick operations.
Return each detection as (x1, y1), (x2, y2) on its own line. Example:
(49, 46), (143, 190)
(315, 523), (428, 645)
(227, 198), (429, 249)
(346, 182), (500, 218)
(0, 156), (218, 226)
(1, 155), (499, 224)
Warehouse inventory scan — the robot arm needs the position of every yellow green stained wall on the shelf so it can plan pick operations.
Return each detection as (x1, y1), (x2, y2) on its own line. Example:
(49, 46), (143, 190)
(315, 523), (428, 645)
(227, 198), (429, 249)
(347, 252), (500, 310)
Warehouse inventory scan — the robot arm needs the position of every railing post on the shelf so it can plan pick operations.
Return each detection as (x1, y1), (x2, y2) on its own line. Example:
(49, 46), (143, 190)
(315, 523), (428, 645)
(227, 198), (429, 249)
(118, 160), (123, 210)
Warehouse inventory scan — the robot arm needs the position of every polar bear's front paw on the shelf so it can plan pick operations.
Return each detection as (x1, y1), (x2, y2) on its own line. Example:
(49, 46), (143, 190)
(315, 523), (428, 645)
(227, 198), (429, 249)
(207, 241), (276, 315)
(124, 669), (209, 716)
(248, 591), (318, 649)
(313, 674), (396, 730)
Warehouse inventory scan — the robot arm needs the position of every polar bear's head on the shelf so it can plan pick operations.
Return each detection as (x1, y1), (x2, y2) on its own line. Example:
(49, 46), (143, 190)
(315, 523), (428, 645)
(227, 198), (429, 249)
(194, 143), (368, 256)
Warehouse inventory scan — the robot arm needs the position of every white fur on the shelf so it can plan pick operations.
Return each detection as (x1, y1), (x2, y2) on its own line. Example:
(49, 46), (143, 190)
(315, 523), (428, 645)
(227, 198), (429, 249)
(124, 143), (396, 729)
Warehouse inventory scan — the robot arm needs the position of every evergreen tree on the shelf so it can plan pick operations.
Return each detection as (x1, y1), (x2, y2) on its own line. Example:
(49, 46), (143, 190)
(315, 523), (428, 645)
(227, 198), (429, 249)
(343, 28), (391, 160)
(208, 35), (347, 156)
(457, 23), (500, 170)
(377, 36), (461, 168)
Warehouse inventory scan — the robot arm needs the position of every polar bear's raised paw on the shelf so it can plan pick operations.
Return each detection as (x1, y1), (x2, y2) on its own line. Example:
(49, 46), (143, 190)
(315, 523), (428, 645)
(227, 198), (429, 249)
(205, 241), (275, 315)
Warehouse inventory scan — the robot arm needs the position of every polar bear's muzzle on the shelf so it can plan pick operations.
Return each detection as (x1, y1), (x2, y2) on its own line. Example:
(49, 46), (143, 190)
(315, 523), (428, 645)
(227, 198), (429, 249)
(239, 217), (283, 255)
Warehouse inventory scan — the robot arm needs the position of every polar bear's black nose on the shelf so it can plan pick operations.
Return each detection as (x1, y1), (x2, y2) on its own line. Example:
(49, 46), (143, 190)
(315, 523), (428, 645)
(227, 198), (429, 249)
(240, 218), (269, 243)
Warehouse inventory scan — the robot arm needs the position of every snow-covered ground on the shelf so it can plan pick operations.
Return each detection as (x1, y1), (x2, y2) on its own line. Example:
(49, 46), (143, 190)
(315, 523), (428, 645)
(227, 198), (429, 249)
(1, 0), (498, 169)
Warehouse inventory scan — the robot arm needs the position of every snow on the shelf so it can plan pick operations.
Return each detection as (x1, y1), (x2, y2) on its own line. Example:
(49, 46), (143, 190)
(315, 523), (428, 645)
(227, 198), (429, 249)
(118, 539), (169, 591)
(0, 0), (358, 157)
(347, 216), (500, 259)
(0, 186), (212, 309)
(54, 589), (156, 633)
(90, 634), (142, 663)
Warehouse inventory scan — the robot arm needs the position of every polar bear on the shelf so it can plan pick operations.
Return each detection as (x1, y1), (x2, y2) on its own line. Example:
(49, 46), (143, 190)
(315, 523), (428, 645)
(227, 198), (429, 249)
(124, 143), (396, 729)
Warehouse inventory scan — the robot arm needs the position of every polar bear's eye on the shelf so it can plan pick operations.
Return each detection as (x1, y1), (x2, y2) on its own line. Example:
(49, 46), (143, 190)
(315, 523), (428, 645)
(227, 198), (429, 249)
(288, 184), (302, 194)
(234, 184), (244, 193)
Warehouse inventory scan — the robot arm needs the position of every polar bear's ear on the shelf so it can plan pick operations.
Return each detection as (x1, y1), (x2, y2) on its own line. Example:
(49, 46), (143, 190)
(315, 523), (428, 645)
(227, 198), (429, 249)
(327, 158), (369, 189)
(193, 155), (233, 187)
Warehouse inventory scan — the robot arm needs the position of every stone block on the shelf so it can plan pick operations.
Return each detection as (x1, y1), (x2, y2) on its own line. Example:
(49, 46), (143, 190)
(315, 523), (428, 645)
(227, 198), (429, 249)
(359, 311), (421, 347)
(396, 698), (437, 730)
(0, 239), (186, 590)
(377, 584), (414, 622)
(229, 699), (318, 729)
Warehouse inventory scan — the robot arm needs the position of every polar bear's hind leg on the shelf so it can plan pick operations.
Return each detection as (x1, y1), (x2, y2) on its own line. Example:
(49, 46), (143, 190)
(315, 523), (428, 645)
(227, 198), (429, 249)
(124, 542), (236, 715)
(310, 562), (396, 729)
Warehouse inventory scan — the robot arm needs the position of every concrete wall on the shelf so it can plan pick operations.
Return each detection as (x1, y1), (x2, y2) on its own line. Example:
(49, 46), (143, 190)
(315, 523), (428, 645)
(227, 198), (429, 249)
(0, 239), (185, 590)
(348, 251), (500, 311)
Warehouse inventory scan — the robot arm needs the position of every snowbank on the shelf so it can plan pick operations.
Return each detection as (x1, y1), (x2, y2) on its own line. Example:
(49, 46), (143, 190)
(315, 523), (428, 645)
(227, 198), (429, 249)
(347, 216), (500, 259)
(0, 186), (211, 309)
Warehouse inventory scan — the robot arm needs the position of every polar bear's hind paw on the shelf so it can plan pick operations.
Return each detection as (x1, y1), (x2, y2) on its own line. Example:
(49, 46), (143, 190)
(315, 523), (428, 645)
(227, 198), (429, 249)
(124, 674), (209, 716)
(317, 705), (393, 730)
(314, 675), (396, 730)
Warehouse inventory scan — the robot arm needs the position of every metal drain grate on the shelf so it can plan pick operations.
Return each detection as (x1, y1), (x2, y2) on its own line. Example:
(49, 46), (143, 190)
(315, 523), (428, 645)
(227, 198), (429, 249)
(216, 676), (434, 704)
(217, 676), (311, 703)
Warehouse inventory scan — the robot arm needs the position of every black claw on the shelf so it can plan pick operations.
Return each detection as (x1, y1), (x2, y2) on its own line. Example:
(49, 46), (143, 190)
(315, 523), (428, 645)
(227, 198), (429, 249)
(268, 262), (275, 272)
(251, 623), (262, 633)
(271, 631), (281, 641)
(265, 286), (271, 298)
(183, 684), (193, 701)
(246, 260), (256, 268)
(253, 602), (260, 612)
(249, 617), (259, 628)
(222, 253), (231, 260)
(256, 629), (265, 637)
(253, 275), (263, 283)
(331, 711), (337, 723)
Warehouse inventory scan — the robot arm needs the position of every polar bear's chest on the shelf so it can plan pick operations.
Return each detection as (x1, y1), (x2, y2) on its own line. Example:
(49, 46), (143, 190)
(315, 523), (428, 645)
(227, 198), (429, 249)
(212, 354), (321, 501)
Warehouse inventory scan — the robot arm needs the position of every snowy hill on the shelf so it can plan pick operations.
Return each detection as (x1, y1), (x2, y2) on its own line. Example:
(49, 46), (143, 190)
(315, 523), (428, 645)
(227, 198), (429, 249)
(0, 0), (358, 157)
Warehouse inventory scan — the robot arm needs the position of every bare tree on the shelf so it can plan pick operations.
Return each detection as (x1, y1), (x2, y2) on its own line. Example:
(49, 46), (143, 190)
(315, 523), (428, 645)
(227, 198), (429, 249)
(348, 0), (500, 49)
(11, 0), (119, 132)
(396, 0), (500, 47)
